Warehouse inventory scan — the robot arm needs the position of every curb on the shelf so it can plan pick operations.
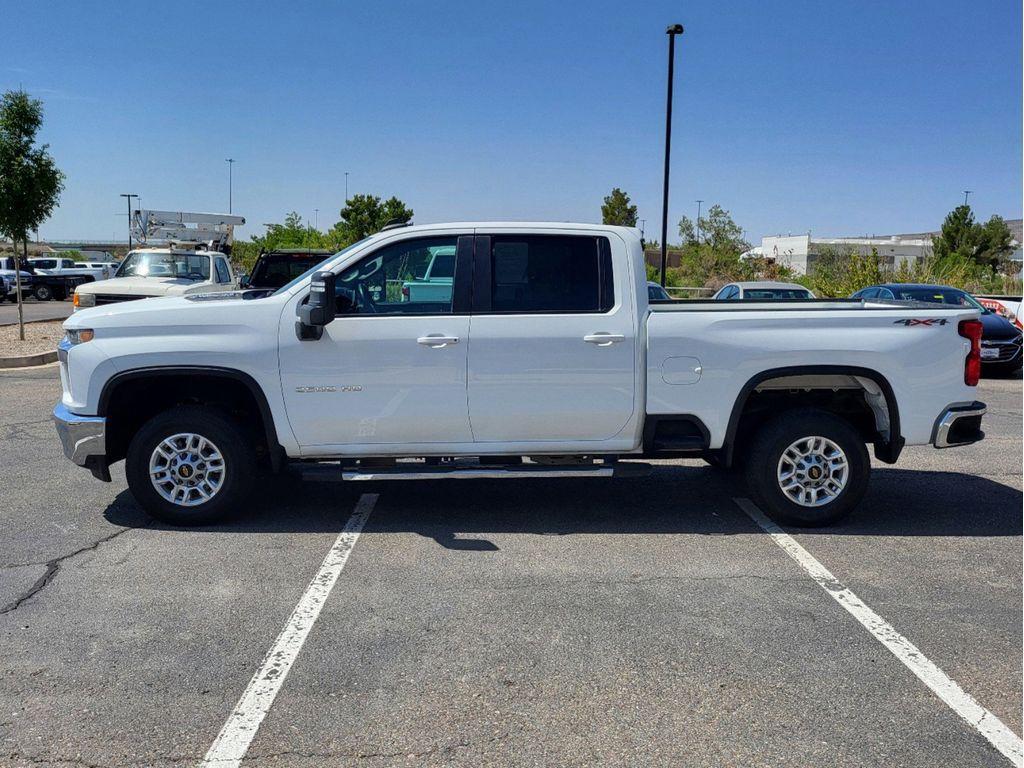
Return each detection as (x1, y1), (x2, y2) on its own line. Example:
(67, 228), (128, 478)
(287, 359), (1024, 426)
(0, 350), (58, 369)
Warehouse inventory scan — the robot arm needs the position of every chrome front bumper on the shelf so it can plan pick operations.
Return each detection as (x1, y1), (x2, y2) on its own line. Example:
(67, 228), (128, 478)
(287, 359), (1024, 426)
(932, 401), (986, 448)
(53, 402), (106, 466)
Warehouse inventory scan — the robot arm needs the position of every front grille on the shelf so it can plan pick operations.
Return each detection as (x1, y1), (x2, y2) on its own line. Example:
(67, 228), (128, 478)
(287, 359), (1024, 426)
(94, 294), (147, 305)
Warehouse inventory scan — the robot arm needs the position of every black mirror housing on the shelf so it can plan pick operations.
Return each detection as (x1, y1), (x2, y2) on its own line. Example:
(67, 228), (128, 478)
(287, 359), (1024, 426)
(297, 271), (336, 339)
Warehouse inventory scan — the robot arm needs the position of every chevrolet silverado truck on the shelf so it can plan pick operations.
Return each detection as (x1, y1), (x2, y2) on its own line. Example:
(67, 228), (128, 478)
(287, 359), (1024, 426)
(53, 222), (987, 527)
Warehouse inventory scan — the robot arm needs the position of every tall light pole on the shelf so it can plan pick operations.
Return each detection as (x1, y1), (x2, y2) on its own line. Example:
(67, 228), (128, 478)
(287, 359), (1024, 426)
(345, 171), (349, 201)
(660, 23), (685, 287)
(963, 190), (972, 206)
(640, 218), (646, 239)
(695, 199), (704, 243)
(120, 193), (138, 250)
(225, 158), (235, 213)
(314, 208), (319, 231)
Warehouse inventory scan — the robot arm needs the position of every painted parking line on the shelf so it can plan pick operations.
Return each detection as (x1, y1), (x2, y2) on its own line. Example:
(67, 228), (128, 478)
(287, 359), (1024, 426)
(199, 493), (379, 767)
(734, 497), (1024, 767)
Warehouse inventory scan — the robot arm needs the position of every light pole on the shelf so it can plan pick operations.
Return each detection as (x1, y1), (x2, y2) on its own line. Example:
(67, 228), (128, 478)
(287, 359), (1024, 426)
(314, 208), (319, 231)
(345, 171), (349, 201)
(660, 23), (684, 287)
(120, 193), (138, 250)
(695, 199), (703, 243)
(225, 158), (235, 213)
(963, 190), (972, 206)
(640, 219), (646, 239)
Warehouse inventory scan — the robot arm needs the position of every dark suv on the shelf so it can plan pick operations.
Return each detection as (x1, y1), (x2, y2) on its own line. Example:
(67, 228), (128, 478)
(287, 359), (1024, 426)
(241, 249), (333, 291)
(852, 283), (1023, 375)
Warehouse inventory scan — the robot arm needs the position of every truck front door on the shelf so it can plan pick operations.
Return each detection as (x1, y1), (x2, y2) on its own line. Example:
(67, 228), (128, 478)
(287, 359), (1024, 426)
(279, 233), (474, 451)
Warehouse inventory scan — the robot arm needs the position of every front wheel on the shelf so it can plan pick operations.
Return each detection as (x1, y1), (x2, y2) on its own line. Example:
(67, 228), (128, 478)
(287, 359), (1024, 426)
(126, 405), (256, 526)
(743, 409), (869, 527)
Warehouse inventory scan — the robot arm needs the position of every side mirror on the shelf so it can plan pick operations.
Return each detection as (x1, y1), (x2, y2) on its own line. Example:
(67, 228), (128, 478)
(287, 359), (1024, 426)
(296, 271), (336, 340)
(239, 274), (250, 288)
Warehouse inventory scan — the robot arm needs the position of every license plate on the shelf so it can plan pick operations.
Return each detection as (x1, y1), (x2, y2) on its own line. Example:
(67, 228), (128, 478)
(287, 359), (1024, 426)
(981, 347), (1000, 359)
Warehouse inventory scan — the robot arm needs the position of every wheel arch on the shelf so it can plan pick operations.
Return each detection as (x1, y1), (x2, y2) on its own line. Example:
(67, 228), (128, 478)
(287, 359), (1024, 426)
(722, 365), (903, 467)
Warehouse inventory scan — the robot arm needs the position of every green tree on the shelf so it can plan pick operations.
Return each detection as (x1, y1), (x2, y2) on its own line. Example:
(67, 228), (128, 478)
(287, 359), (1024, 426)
(677, 215), (697, 244)
(699, 204), (748, 254)
(328, 194), (413, 245)
(601, 187), (638, 227)
(932, 205), (1015, 270)
(0, 90), (65, 339)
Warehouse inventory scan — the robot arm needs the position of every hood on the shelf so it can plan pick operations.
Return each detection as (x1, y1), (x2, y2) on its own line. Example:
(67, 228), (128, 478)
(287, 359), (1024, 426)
(75, 276), (209, 297)
(980, 311), (1021, 341)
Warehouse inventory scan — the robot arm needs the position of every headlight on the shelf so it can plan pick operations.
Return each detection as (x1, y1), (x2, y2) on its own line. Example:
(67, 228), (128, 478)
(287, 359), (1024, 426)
(73, 291), (96, 308)
(65, 328), (95, 345)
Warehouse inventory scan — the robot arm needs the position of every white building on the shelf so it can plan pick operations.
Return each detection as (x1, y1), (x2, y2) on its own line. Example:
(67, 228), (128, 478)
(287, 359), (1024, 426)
(760, 219), (1023, 275)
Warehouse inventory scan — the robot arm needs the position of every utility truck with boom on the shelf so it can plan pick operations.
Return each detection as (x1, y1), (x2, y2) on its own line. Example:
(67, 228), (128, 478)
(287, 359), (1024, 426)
(73, 210), (243, 309)
(54, 222), (987, 527)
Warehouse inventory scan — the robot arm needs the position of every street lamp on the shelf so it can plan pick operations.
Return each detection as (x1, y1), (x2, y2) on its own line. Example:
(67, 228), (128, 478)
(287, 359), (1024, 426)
(963, 190), (972, 206)
(695, 199), (703, 242)
(225, 158), (235, 213)
(660, 23), (685, 287)
(120, 193), (138, 250)
(345, 171), (350, 201)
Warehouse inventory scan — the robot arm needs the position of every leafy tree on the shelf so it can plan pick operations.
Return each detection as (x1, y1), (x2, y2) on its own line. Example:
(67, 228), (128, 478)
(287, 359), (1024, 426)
(932, 205), (1015, 270)
(0, 90), (65, 339)
(601, 187), (638, 227)
(677, 215), (697, 244)
(699, 204), (748, 254)
(328, 194), (413, 245)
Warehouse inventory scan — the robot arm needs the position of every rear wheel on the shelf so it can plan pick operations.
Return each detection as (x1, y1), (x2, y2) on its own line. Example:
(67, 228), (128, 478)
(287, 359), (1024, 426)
(126, 405), (255, 526)
(33, 284), (53, 301)
(743, 409), (869, 527)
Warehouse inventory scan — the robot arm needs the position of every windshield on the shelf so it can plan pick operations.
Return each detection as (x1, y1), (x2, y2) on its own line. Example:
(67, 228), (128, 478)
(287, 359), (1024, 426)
(116, 251), (211, 280)
(251, 253), (329, 289)
(272, 237), (371, 295)
(890, 287), (985, 310)
(744, 288), (812, 299)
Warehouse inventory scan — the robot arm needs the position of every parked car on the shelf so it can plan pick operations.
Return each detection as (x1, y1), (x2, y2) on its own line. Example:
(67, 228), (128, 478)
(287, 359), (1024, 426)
(400, 244), (456, 303)
(73, 247), (237, 309)
(647, 282), (673, 301)
(56, 222), (986, 528)
(0, 256), (87, 302)
(240, 249), (333, 291)
(852, 283), (1023, 375)
(29, 257), (112, 293)
(713, 281), (815, 300)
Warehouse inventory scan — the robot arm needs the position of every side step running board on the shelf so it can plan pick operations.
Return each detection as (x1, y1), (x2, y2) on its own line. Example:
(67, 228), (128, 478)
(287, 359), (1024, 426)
(298, 463), (652, 482)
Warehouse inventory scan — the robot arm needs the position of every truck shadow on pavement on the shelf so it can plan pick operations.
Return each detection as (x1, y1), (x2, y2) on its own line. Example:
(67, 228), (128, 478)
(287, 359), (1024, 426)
(102, 465), (1023, 546)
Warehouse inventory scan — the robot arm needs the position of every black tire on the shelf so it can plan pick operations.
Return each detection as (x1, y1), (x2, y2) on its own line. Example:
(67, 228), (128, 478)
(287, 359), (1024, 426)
(33, 284), (53, 301)
(126, 405), (256, 526)
(743, 408), (869, 527)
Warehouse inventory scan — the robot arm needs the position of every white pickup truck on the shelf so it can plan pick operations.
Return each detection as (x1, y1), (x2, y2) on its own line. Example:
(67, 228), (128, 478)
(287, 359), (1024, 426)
(53, 222), (987, 527)
(72, 247), (237, 309)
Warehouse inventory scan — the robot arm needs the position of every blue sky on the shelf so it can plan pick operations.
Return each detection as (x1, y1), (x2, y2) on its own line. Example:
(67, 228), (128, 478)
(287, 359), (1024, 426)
(3, 0), (1021, 243)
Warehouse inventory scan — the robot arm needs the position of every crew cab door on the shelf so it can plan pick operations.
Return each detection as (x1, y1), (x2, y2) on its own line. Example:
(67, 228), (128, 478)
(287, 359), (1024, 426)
(279, 233), (474, 451)
(467, 231), (637, 444)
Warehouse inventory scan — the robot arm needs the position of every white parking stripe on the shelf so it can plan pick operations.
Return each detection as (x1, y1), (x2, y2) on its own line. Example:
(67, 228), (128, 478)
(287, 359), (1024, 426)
(734, 497), (1024, 767)
(199, 493), (378, 767)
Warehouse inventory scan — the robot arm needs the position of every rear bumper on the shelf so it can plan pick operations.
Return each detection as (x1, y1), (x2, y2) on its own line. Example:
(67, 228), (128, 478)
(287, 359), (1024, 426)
(932, 401), (986, 448)
(53, 402), (106, 467)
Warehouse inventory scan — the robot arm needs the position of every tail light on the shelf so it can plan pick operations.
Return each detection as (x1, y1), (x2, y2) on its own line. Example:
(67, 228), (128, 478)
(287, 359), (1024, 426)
(401, 286), (410, 298)
(958, 319), (982, 386)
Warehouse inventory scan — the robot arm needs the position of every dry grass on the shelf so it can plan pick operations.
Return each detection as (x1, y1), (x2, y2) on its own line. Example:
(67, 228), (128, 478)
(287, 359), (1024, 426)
(0, 319), (65, 358)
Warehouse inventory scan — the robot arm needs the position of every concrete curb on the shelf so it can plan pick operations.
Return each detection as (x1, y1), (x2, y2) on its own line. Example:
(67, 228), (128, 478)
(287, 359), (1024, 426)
(0, 350), (58, 369)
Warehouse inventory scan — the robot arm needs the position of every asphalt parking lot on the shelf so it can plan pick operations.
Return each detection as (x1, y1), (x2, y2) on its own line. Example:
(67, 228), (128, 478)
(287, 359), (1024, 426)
(1, 365), (1021, 767)
(0, 299), (74, 326)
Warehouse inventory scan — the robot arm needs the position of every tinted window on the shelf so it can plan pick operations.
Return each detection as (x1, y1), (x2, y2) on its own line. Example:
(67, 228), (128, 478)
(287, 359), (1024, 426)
(62, 259), (77, 268)
(215, 258), (231, 283)
(335, 236), (457, 315)
(426, 249), (455, 278)
(34, 259), (57, 269)
(488, 235), (611, 313)
(891, 287), (979, 308)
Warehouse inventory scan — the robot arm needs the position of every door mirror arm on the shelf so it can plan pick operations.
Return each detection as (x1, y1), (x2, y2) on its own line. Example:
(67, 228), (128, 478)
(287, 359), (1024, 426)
(296, 271), (336, 341)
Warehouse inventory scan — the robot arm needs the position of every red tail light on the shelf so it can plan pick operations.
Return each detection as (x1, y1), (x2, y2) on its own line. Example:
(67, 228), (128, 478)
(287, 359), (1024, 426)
(958, 319), (982, 386)
(401, 286), (410, 298)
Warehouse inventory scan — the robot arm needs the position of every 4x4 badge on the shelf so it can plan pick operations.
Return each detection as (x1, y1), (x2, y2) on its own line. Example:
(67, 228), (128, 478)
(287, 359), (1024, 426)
(893, 318), (948, 326)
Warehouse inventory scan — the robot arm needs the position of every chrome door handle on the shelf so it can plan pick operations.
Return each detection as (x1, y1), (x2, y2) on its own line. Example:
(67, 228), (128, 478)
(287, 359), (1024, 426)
(417, 334), (460, 348)
(583, 333), (626, 346)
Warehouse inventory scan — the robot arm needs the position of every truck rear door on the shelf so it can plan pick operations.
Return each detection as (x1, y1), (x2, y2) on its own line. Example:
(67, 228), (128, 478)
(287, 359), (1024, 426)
(466, 231), (637, 443)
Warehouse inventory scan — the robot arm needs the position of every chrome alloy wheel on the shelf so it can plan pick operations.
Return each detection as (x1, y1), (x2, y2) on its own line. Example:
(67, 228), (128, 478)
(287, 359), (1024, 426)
(776, 435), (849, 507)
(149, 433), (226, 507)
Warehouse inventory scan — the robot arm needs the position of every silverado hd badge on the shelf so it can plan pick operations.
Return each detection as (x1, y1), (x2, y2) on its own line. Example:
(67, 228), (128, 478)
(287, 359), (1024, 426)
(295, 385), (363, 393)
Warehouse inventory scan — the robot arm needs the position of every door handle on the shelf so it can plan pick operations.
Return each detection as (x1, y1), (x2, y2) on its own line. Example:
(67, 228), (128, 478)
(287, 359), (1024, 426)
(417, 334), (460, 348)
(583, 333), (626, 346)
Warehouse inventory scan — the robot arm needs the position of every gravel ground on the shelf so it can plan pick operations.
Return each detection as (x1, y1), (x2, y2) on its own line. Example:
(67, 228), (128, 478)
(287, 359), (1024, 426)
(0, 319), (64, 357)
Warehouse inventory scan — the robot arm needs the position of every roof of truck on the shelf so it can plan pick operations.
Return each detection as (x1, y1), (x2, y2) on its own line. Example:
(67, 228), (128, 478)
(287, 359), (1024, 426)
(373, 222), (642, 236)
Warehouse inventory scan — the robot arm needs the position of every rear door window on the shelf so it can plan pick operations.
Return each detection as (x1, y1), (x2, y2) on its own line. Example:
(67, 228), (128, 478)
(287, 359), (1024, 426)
(482, 235), (612, 314)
